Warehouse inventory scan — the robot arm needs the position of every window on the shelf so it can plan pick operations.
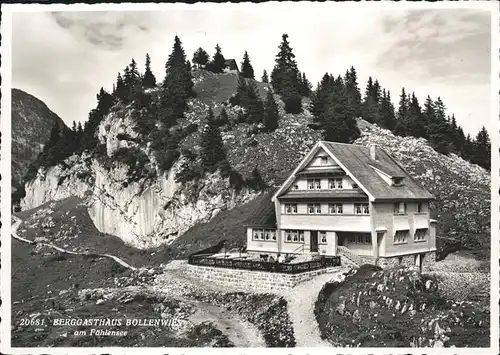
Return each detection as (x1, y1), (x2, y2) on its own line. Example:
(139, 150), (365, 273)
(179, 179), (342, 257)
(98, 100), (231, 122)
(320, 156), (328, 165)
(394, 230), (409, 244)
(308, 179), (314, 190)
(352, 183), (358, 189)
(254, 229), (276, 241)
(320, 231), (327, 244)
(285, 204), (298, 214)
(392, 177), (404, 186)
(329, 203), (343, 214)
(394, 202), (406, 215)
(308, 179), (321, 190)
(328, 178), (343, 189)
(414, 229), (427, 242)
(293, 184), (299, 190)
(285, 230), (304, 243)
(347, 234), (371, 244)
(417, 202), (423, 213)
(308, 203), (321, 214)
(355, 203), (369, 215)
(252, 229), (276, 241)
(363, 204), (369, 214)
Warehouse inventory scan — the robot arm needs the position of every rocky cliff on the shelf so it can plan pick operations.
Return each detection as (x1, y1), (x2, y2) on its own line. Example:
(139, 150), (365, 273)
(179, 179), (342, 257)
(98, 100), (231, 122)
(19, 70), (490, 254)
(11, 88), (67, 191)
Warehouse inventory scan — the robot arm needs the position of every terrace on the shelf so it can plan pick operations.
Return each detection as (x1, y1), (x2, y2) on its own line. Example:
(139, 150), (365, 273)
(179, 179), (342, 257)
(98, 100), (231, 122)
(188, 242), (341, 274)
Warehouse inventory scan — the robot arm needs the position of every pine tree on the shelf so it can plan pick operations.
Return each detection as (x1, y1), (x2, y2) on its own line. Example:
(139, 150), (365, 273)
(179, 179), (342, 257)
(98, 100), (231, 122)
(240, 51), (255, 79)
(192, 47), (209, 69)
(422, 95), (436, 139)
(262, 70), (269, 83)
(142, 53), (157, 88)
(379, 89), (396, 130)
(426, 96), (454, 154)
(311, 73), (334, 123)
(362, 77), (379, 124)
(115, 73), (128, 102)
(407, 93), (426, 138)
(231, 74), (249, 107)
(200, 107), (227, 172)
(208, 44), (226, 73)
(263, 90), (279, 131)
(247, 166), (267, 191)
(77, 122), (83, 136)
(344, 66), (362, 118)
(72, 120), (77, 132)
(83, 88), (114, 149)
(161, 35), (194, 126)
(245, 79), (264, 123)
(270, 34), (302, 113)
(471, 126), (491, 170)
(320, 78), (360, 143)
(280, 70), (302, 114)
(301, 72), (312, 97)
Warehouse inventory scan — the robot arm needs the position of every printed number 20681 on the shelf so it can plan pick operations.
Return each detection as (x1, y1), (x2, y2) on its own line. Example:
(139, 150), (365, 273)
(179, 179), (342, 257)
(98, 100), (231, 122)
(19, 318), (46, 326)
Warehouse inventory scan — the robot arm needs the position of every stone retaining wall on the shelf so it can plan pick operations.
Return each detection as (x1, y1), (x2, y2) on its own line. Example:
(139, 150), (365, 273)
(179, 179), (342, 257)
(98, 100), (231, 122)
(184, 264), (342, 291)
(377, 251), (437, 271)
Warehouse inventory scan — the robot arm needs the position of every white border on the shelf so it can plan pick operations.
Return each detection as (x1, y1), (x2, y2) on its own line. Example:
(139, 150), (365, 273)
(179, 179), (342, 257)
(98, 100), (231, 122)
(1, 1), (499, 354)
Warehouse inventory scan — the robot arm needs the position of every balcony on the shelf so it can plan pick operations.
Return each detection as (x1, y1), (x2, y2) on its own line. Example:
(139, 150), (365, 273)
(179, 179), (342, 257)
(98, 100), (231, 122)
(280, 214), (371, 232)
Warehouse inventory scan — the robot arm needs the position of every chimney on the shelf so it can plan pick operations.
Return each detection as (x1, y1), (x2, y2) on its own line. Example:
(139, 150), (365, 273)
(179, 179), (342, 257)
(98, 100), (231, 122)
(370, 144), (378, 160)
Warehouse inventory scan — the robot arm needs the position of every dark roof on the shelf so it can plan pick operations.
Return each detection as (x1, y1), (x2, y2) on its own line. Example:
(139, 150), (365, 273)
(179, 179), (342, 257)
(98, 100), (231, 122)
(224, 59), (239, 71)
(280, 190), (368, 200)
(243, 188), (278, 227)
(321, 141), (435, 201)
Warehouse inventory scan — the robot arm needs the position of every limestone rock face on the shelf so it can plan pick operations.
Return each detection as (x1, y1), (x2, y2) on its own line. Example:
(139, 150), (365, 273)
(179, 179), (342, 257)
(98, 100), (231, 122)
(21, 110), (256, 248)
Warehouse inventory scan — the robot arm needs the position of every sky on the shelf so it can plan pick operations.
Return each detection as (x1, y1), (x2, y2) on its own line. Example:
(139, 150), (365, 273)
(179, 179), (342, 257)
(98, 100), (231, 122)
(10, 3), (494, 136)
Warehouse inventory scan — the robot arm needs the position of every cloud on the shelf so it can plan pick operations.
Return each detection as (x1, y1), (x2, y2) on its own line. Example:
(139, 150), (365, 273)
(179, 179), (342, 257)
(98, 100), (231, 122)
(11, 5), (493, 136)
(376, 9), (491, 85)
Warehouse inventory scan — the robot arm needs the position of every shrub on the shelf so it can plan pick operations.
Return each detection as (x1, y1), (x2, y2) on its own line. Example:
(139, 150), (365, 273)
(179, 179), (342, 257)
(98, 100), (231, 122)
(183, 123), (199, 135)
(113, 147), (151, 182)
(157, 149), (180, 172)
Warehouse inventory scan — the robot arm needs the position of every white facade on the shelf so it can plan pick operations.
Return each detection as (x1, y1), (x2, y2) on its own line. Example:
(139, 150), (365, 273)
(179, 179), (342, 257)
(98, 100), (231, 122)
(246, 142), (437, 266)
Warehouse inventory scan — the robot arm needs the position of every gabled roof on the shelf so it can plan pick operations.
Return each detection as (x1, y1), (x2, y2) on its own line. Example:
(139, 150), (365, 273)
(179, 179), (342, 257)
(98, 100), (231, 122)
(321, 141), (435, 201)
(224, 59), (239, 71)
(243, 188), (278, 227)
(273, 141), (435, 202)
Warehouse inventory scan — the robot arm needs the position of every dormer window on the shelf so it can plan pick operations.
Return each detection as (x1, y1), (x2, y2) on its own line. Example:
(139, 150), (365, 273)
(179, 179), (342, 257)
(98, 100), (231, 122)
(392, 177), (404, 186)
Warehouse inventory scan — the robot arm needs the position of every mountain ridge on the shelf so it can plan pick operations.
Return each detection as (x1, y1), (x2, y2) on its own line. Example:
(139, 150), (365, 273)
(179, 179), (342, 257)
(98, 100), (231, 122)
(11, 88), (69, 192)
(18, 70), (490, 258)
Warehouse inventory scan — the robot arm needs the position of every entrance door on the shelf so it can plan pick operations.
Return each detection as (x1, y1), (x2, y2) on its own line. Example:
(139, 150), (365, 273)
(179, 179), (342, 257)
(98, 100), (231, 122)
(310, 231), (319, 252)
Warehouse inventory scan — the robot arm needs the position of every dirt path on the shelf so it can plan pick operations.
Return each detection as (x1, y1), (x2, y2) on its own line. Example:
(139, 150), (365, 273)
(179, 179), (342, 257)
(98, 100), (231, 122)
(187, 299), (266, 347)
(12, 216), (266, 346)
(11, 215), (137, 271)
(277, 268), (349, 347)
